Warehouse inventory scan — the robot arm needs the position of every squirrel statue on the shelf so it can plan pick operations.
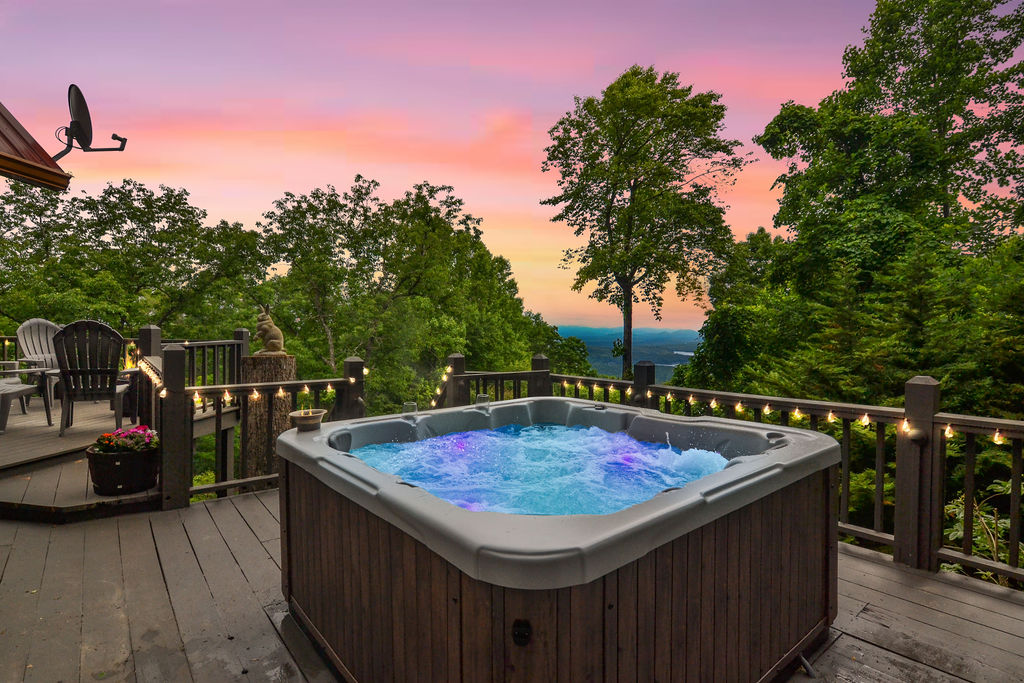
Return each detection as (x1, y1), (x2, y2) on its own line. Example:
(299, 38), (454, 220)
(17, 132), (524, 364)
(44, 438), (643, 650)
(254, 305), (286, 354)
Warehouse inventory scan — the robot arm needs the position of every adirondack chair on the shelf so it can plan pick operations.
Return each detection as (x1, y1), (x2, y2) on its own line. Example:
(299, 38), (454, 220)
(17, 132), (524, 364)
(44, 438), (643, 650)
(0, 367), (52, 433)
(52, 320), (131, 436)
(16, 317), (61, 403)
(0, 361), (29, 418)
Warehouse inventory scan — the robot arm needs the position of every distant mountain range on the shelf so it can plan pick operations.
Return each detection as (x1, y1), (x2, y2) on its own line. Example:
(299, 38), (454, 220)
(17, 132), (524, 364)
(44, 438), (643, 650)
(555, 326), (701, 381)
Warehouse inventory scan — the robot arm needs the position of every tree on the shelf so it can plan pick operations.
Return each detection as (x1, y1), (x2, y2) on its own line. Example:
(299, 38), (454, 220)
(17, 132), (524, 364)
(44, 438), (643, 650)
(0, 179), (267, 336)
(542, 65), (745, 378)
(758, 0), (1024, 279)
(842, 0), (1024, 244)
(260, 176), (578, 412)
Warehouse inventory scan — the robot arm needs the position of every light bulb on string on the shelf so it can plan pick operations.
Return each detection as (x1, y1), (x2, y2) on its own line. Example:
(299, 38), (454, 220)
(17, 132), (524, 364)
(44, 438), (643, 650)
(860, 414), (870, 427)
(944, 424), (955, 439)
(827, 411), (836, 423)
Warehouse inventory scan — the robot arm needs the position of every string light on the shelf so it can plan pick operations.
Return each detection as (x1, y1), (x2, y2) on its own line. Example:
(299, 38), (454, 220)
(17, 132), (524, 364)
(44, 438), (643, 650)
(193, 391), (202, 406)
(860, 413), (870, 426)
(223, 390), (232, 405)
(763, 404), (771, 415)
(577, 381), (584, 389)
(363, 367), (370, 376)
(441, 374), (448, 382)
(349, 377), (356, 384)
(625, 387), (632, 396)
(793, 407), (803, 420)
(709, 398), (718, 410)
(302, 385), (310, 394)
(646, 390), (652, 399)
(944, 424), (955, 439)
(901, 418), (911, 434)
(159, 388), (167, 399)
(735, 402), (744, 414)
(666, 393), (674, 402)
(563, 380), (570, 388)
(430, 400), (436, 407)
(688, 395), (696, 405)
(827, 411), (837, 423)
(326, 383), (333, 392)
(593, 383), (599, 391)
(435, 387), (442, 395)
(277, 387), (286, 398)
(251, 388), (260, 400)
(993, 430), (1005, 445)
(445, 365), (453, 374)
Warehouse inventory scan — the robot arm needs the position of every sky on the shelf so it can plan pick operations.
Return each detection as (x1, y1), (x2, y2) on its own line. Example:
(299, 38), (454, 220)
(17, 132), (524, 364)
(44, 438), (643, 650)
(3, 0), (876, 329)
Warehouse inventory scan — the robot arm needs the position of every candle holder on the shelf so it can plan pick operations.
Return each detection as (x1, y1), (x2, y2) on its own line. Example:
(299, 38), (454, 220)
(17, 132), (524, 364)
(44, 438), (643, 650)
(289, 408), (327, 432)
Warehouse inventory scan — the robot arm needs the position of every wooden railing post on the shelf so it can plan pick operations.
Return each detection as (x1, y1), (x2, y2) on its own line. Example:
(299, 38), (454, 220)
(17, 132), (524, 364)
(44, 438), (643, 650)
(893, 375), (942, 571)
(136, 325), (161, 425)
(232, 328), (250, 384)
(339, 357), (366, 419)
(160, 344), (193, 510)
(528, 354), (550, 397)
(137, 325), (162, 358)
(446, 353), (469, 407)
(633, 361), (655, 409)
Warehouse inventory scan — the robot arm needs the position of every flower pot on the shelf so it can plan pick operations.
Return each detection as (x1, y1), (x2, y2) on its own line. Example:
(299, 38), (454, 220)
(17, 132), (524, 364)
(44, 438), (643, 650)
(87, 445), (159, 496)
(289, 408), (327, 432)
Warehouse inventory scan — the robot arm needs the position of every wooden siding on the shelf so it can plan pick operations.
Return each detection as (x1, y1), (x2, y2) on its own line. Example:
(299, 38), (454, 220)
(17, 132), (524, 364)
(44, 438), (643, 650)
(285, 462), (837, 682)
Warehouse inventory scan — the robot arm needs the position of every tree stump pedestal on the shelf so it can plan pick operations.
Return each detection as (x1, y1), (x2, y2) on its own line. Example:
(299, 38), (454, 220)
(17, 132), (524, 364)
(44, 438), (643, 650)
(241, 354), (296, 478)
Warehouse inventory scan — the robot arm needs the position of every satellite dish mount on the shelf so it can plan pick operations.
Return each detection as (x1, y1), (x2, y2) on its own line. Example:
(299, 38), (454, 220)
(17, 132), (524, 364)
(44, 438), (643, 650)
(52, 84), (127, 162)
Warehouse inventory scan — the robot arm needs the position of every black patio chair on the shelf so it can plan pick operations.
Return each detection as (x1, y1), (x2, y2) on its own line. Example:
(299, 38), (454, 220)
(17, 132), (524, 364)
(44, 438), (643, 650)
(53, 320), (133, 436)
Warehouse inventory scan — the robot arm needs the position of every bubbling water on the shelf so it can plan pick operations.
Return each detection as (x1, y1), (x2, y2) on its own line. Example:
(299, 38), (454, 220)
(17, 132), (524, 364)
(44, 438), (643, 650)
(351, 423), (727, 515)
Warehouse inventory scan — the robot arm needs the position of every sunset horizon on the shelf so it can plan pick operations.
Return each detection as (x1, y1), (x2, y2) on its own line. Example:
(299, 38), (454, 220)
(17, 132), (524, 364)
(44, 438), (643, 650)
(4, 0), (875, 329)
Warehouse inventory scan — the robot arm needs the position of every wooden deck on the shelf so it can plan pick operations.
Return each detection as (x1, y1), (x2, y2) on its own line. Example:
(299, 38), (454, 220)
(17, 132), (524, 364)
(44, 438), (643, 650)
(0, 489), (334, 682)
(1, 399), (127, 470)
(0, 489), (1022, 682)
(0, 453), (159, 523)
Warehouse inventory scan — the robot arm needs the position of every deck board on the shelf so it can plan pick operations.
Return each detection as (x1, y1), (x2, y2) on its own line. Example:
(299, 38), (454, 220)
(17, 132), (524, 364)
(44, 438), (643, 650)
(0, 491), (1022, 682)
(118, 514), (192, 682)
(80, 518), (134, 682)
(25, 522), (85, 683)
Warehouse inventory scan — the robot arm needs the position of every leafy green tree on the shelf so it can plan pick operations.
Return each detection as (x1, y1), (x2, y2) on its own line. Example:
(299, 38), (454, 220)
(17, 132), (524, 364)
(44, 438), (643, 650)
(260, 177), (578, 412)
(542, 65), (745, 378)
(0, 179), (267, 337)
(842, 0), (1024, 240)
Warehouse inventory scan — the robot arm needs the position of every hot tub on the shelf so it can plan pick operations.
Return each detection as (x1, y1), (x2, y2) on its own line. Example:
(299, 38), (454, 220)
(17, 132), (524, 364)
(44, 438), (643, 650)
(277, 397), (839, 682)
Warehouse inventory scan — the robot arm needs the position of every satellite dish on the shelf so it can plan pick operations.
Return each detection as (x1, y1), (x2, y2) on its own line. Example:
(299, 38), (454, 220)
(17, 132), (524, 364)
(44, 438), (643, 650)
(52, 84), (127, 162)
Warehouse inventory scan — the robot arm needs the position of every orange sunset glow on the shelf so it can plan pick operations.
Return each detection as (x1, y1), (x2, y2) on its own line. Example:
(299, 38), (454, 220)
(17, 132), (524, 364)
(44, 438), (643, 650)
(4, 0), (876, 328)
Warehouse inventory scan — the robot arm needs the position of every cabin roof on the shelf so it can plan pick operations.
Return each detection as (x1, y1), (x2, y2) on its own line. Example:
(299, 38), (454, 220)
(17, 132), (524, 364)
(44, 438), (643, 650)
(0, 100), (71, 191)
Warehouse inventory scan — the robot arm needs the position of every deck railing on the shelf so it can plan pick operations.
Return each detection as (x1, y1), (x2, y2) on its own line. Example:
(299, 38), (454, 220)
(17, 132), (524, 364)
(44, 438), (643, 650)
(134, 326), (366, 510)
(441, 353), (1023, 584)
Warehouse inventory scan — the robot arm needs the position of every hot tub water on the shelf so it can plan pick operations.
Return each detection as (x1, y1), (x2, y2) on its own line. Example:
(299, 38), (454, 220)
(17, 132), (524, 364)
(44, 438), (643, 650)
(351, 423), (727, 515)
